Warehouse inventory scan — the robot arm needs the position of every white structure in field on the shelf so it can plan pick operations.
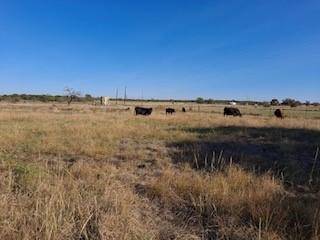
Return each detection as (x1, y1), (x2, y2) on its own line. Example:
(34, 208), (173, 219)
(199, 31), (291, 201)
(229, 101), (237, 106)
(101, 96), (110, 106)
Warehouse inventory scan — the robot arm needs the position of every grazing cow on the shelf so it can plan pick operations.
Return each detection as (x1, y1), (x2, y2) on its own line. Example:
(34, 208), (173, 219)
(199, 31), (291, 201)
(182, 107), (186, 112)
(166, 108), (175, 115)
(224, 107), (242, 117)
(135, 107), (153, 116)
(274, 109), (283, 119)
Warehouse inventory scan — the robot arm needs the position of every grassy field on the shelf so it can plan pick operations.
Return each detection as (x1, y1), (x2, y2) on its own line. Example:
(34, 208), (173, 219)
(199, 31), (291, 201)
(0, 102), (319, 239)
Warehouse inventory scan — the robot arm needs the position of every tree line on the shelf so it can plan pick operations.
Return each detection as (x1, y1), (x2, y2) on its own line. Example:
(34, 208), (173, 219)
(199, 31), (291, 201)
(0, 93), (318, 107)
(0, 93), (96, 103)
(195, 97), (319, 107)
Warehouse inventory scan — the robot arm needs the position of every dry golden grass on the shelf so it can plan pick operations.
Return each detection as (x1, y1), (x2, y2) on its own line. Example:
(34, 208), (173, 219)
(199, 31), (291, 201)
(0, 102), (319, 239)
(149, 165), (320, 239)
(0, 159), (159, 239)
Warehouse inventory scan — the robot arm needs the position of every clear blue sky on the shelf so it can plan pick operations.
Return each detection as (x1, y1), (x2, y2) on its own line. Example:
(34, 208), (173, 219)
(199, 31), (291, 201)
(1, 0), (319, 101)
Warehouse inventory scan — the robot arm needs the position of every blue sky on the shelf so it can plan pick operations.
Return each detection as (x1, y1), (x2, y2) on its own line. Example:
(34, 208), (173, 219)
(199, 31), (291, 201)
(0, 0), (319, 101)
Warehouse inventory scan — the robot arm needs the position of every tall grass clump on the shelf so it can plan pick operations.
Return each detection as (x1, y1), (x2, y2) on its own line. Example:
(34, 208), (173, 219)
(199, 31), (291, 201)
(0, 159), (156, 240)
(149, 165), (320, 239)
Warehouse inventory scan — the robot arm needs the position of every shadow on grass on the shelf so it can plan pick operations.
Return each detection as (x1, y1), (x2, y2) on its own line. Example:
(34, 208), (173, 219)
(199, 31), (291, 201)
(168, 126), (320, 187)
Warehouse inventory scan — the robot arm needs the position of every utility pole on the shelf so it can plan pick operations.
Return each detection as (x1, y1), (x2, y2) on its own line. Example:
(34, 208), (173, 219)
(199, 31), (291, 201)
(116, 88), (118, 105)
(124, 86), (127, 105)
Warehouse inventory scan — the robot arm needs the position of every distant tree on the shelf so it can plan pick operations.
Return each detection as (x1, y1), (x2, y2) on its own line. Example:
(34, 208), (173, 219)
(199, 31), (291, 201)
(305, 101), (311, 106)
(262, 101), (271, 107)
(84, 94), (94, 102)
(270, 99), (280, 106)
(10, 94), (20, 103)
(196, 97), (205, 104)
(282, 98), (301, 107)
(56, 95), (67, 103)
(207, 98), (214, 104)
(64, 87), (81, 105)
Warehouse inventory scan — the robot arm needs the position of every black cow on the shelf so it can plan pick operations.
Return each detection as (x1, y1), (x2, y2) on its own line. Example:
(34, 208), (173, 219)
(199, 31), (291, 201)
(166, 108), (175, 115)
(135, 107), (153, 116)
(274, 109), (283, 119)
(182, 107), (186, 112)
(224, 107), (242, 117)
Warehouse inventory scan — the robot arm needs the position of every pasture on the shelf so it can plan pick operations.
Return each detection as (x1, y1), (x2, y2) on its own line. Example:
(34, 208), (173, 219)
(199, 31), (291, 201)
(0, 101), (319, 240)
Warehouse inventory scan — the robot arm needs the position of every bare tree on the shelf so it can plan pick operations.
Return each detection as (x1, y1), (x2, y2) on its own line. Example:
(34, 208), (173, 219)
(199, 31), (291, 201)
(64, 87), (81, 105)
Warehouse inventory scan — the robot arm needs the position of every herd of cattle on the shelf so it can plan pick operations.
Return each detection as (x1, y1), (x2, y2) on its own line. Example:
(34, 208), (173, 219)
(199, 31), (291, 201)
(134, 106), (284, 118)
